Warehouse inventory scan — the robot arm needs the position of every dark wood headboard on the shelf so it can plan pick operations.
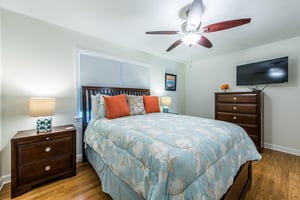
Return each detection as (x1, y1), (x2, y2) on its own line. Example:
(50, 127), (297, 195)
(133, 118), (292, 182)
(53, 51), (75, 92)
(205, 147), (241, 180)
(81, 86), (150, 162)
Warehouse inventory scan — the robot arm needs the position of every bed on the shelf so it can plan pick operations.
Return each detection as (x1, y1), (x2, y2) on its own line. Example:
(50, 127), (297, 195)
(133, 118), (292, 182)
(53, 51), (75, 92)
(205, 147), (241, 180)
(81, 86), (261, 200)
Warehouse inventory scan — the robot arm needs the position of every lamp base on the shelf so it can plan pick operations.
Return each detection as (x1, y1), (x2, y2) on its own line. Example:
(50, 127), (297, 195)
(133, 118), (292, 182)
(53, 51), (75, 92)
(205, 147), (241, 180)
(36, 117), (52, 133)
(163, 107), (169, 113)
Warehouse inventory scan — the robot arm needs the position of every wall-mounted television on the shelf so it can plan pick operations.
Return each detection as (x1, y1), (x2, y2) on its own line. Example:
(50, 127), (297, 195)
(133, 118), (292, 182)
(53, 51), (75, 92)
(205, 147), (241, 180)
(236, 56), (288, 86)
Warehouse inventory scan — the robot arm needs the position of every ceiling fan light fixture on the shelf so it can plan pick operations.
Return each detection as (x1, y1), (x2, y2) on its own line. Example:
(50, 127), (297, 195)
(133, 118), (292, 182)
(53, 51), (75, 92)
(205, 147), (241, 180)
(145, 0), (251, 52)
(182, 33), (201, 47)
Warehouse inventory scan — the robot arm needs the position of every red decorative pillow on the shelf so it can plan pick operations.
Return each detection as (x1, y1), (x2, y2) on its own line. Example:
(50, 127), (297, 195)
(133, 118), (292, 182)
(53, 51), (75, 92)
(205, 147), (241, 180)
(143, 96), (161, 114)
(103, 94), (130, 119)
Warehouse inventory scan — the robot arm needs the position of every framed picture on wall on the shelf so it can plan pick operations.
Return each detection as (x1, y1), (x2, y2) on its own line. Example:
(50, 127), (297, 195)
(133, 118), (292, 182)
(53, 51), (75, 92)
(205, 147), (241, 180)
(165, 73), (177, 91)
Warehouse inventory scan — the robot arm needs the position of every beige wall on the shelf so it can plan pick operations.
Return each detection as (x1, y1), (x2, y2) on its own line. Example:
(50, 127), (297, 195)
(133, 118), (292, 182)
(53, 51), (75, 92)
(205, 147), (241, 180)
(0, 9), (3, 188)
(0, 9), (185, 178)
(185, 36), (300, 155)
(0, 9), (3, 151)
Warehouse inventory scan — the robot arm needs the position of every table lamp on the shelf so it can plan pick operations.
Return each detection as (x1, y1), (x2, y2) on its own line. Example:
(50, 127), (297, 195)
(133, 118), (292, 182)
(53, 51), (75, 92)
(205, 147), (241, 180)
(160, 96), (172, 113)
(29, 97), (56, 133)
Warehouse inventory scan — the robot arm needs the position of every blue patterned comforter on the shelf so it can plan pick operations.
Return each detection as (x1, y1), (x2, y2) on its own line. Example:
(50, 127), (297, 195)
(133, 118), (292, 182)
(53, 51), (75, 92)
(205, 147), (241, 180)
(85, 113), (261, 199)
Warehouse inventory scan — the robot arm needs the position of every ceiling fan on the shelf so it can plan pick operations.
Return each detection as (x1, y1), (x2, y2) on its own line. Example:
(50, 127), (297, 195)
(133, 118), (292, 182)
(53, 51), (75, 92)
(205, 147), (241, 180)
(145, 0), (251, 52)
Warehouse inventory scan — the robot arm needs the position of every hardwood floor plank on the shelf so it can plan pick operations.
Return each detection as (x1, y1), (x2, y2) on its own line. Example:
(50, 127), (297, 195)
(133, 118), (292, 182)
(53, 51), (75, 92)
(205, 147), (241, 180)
(1, 149), (299, 200)
(245, 149), (300, 200)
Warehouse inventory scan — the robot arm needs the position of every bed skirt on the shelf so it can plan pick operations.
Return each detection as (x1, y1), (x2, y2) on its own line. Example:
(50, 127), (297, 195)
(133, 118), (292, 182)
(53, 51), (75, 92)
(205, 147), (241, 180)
(86, 144), (142, 200)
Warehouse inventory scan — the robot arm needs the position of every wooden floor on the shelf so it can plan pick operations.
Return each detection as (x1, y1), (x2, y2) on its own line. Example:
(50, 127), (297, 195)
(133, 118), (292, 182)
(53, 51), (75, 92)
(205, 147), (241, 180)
(0, 149), (299, 200)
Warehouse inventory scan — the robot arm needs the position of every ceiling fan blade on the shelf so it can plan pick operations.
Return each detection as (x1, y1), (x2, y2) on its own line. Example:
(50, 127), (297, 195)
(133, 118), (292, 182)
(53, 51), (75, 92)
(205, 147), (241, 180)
(166, 39), (182, 52)
(197, 36), (212, 48)
(187, 0), (204, 30)
(145, 31), (179, 35)
(204, 18), (251, 33)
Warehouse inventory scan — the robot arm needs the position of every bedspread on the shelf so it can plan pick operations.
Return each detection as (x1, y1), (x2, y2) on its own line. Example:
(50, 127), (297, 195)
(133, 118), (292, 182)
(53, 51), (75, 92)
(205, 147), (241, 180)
(84, 113), (261, 200)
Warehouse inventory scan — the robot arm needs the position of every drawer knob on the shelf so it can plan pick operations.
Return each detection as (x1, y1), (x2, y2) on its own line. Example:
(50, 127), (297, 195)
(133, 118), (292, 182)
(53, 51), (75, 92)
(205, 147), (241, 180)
(233, 97), (237, 101)
(45, 166), (51, 171)
(45, 147), (51, 152)
(233, 106), (237, 110)
(46, 137), (50, 141)
(233, 116), (237, 120)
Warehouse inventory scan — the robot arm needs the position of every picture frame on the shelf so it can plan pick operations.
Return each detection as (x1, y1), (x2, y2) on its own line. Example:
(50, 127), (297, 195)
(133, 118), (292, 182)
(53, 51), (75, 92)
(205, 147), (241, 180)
(165, 73), (177, 91)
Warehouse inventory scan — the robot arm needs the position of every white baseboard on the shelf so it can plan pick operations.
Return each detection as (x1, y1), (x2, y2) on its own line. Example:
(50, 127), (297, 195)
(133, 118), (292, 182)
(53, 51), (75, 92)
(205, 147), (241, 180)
(76, 154), (83, 162)
(0, 174), (11, 190)
(0, 177), (3, 191)
(264, 143), (300, 156)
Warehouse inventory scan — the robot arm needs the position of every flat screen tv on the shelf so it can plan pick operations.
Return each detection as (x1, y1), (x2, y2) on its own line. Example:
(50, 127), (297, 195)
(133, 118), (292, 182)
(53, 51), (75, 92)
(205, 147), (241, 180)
(236, 56), (288, 86)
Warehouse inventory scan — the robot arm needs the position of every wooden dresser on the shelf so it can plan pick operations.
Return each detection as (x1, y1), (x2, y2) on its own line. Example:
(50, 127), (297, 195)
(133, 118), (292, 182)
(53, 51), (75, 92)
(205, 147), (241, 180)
(11, 124), (76, 198)
(215, 92), (263, 152)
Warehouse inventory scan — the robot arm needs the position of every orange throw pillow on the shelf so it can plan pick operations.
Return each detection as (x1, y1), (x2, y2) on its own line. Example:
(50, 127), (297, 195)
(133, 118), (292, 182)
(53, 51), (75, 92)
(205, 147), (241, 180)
(143, 96), (161, 114)
(103, 94), (130, 119)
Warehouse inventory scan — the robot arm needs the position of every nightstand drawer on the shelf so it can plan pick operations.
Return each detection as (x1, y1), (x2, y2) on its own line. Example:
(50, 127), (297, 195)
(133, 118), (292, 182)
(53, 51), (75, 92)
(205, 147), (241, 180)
(216, 103), (257, 114)
(216, 112), (258, 124)
(18, 155), (73, 185)
(17, 135), (73, 164)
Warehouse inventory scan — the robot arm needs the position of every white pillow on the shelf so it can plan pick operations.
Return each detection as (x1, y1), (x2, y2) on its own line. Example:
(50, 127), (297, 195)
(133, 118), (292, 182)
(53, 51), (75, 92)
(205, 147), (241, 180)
(91, 95), (98, 120)
(91, 94), (108, 120)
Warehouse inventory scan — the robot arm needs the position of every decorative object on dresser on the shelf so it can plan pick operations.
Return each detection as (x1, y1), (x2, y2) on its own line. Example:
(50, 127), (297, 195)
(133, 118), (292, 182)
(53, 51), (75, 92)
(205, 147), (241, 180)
(160, 96), (172, 113)
(220, 83), (230, 92)
(215, 91), (264, 152)
(29, 97), (56, 133)
(11, 124), (76, 198)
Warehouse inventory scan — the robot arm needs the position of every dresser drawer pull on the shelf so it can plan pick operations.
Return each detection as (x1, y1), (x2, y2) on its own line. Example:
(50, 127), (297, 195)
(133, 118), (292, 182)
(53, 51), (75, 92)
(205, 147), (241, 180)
(45, 147), (51, 152)
(233, 106), (237, 110)
(233, 97), (237, 101)
(233, 116), (237, 120)
(46, 137), (50, 141)
(45, 166), (51, 171)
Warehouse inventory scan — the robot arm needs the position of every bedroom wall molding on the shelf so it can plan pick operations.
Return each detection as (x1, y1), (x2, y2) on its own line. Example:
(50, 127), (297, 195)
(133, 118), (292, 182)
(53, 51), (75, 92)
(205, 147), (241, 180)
(75, 48), (151, 117)
(264, 143), (300, 156)
(77, 48), (151, 69)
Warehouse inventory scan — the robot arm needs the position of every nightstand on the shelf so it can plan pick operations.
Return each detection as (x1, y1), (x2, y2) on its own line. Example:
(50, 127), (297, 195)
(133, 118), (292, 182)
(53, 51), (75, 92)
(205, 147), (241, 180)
(11, 124), (76, 198)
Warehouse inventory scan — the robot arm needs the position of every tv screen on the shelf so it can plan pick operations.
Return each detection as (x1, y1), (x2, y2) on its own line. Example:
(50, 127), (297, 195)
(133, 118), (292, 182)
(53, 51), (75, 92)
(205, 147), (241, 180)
(236, 56), (288, 86)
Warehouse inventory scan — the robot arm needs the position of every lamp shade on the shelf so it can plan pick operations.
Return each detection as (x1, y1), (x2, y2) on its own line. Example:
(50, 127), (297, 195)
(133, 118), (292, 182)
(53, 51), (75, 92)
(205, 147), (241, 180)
(160, 96), (172, 107)
(29, 97), (56, 117)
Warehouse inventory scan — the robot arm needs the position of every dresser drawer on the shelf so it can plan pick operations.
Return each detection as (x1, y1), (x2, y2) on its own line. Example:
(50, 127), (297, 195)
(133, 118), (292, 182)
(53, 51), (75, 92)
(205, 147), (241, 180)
(216, 94), (257, 103)
(17, 135), (73, 164)
(216, 112), (258, 124)
(238, 124), (259, 136)
(18, 155), (73, 185)
(247, 134), (258, 146)
(216, 103), (257, 114)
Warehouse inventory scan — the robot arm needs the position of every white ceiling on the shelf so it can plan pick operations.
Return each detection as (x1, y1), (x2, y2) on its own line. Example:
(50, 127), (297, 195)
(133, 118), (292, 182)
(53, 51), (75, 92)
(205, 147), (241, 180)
(1, 0), (300, 63)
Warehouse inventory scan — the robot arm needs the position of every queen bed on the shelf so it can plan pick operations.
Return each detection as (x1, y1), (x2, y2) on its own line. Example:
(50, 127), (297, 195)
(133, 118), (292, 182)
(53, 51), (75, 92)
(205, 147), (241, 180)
(81, 86), (261, 200)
